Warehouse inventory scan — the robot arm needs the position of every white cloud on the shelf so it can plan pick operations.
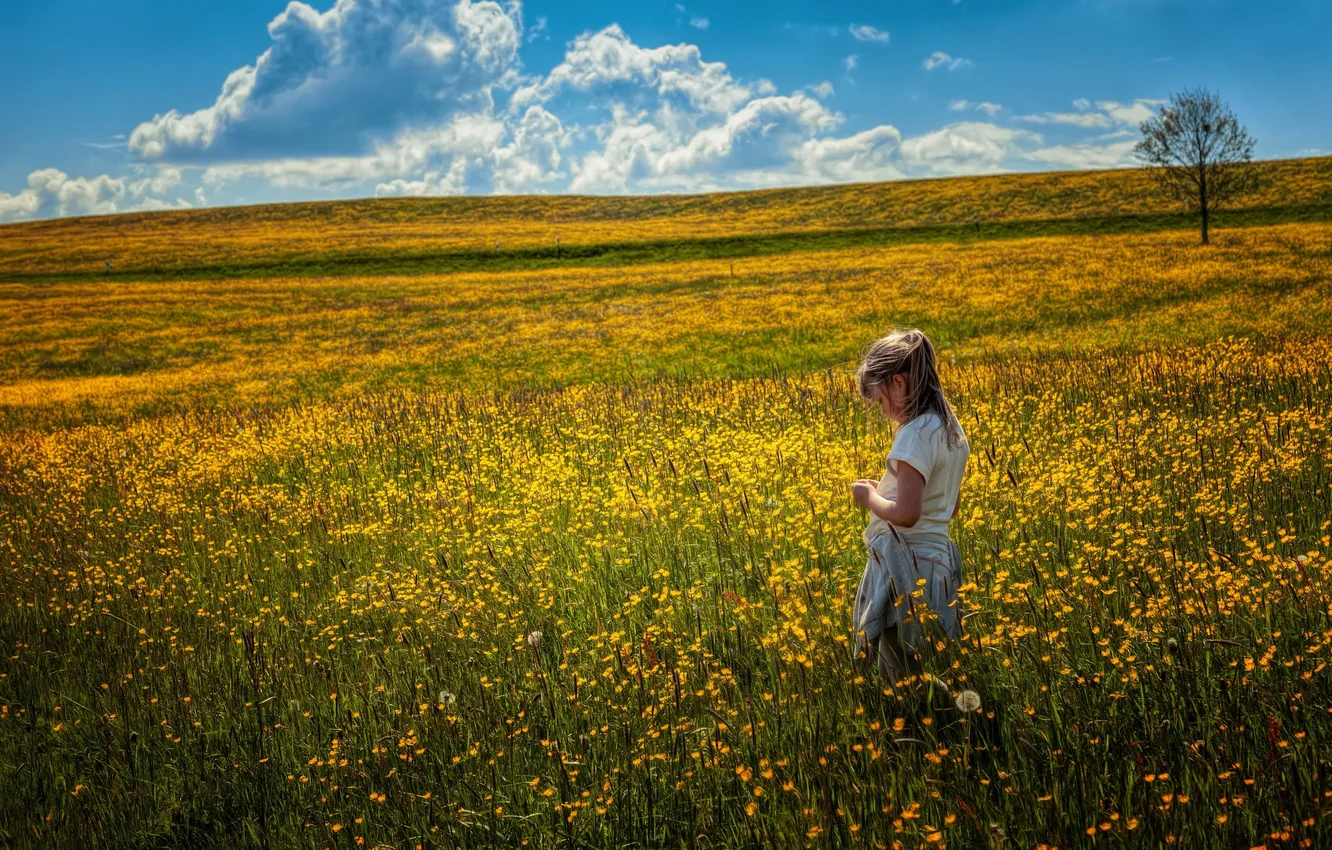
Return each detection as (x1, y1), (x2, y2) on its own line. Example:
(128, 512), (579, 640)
(492, 106), (574, 193)
(2, 5), (1180, 220)
(950, 100), (1002, 117)
(567, 109), (666, 193)
(792, 125), (904, 183)
(923, 51), (971, 71)
(1019, 98), (1159, 129)
(130, 196), (194, 212)
(0, 186), (41, 221)
(1018, 111), (1114, 128)
(520, 27), (920, 194)
(1027, 139), (1139, 170)
(689, 16), (709, 30)
(129, 166), (183, 199)
(0, 169), (128, 221)
(200, 111), (505, 190)
(129, 0), (522, 163)
(526, 15), (547, 43)
(511, 24), (752, 117)
(900, 122), (1037, 175)
(569, 93), (844, 193)
(376, 159), (470, 196)
(1097, 99), (1159, 126)
(849, 24), (889, 43)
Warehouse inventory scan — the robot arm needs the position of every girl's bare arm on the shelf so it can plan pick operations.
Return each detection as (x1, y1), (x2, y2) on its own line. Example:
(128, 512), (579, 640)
(855, 462), (924, 527)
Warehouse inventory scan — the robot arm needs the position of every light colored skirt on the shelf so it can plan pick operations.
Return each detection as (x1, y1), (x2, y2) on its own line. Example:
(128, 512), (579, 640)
(861, 529), (963, 657)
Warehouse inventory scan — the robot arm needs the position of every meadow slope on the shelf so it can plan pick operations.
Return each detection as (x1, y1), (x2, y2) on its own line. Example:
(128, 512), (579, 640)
(1, 156), (1329, 281)
(1, 163), (1331, 850)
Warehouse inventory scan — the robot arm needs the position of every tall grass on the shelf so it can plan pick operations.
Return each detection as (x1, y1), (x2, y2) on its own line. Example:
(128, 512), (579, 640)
(3, 338), (1329, 848)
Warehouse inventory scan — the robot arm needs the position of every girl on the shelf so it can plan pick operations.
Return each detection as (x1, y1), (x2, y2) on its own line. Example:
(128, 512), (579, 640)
(850, 328), (969, 686)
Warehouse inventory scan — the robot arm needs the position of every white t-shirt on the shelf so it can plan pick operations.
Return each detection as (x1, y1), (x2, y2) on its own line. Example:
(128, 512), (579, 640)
(864, 411), (970, 545)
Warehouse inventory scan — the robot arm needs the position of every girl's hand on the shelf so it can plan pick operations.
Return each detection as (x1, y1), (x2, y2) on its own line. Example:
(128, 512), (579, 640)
(851, 479), (878, 509)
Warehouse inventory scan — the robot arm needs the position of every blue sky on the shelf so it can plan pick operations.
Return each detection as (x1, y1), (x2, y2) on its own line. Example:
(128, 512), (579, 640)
(1, 0), (1327, 220)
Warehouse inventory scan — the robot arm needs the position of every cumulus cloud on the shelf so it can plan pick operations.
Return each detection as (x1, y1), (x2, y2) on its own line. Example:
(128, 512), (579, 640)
(569, 93), (843, 193)
(492, 106), (574, 192)
(923, 51), (971, 71)
(511, 24), (752, 117)
(0, 185), (41, 221)
(849, 24), (889, 43)
(0, 169), (127, 221)
(567, 109), (668, 193)
(511, 25), (932, 194)
(129, 0), (522, 163)
(199, 111), (506, 190)
(129, 166), (183, 199)
(793, 125), (904, 183)
(376, 159), (470, 196)
(900, 122), (1037, 175)
(2, 1), (1176, 220)
(506, 23), (885, 194)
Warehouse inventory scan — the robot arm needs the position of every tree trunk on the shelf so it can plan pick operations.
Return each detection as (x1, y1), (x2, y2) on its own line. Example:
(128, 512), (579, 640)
(1199, 166), (1210, 245)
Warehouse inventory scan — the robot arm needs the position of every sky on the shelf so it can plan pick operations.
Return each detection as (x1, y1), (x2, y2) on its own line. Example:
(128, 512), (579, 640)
(1, 0), (1328, 221)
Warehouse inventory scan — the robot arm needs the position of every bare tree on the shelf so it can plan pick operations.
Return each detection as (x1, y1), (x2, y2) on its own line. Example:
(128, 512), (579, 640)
(1135, 88), (1257, 245)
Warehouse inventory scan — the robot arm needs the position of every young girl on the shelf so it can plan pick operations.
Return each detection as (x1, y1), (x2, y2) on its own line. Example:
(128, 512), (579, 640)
(850, 328), (969, 685)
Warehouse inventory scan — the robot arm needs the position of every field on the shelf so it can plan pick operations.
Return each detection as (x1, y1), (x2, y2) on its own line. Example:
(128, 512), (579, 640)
(2, 159), (1331, 849)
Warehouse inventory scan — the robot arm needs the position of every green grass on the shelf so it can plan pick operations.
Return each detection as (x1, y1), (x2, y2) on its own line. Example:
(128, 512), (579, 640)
(2, 341), (1330, 849)
(3, 203), (1330, 285)
(1, 162), (1331, 849)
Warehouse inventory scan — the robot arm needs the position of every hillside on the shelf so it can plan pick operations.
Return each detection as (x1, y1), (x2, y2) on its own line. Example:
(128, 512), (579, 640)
(2, 222), (1328, 430)
(1, 156), (1330, 280)
(2, 156), (1330, 431)
(4, 154), (1332, 849)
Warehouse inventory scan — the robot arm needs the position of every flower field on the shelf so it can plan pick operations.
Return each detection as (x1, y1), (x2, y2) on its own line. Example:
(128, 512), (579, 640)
(2, 156), (1329, 280)
(2, 163), (1331, 849)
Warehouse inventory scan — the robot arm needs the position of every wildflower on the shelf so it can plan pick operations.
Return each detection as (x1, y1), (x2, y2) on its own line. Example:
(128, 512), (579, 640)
(527, 630), (543, 649)
(438, 691), (456, 706)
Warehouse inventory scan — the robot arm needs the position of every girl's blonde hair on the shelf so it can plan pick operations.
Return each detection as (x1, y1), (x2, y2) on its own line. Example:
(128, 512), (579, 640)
(856, 328), (964, 448)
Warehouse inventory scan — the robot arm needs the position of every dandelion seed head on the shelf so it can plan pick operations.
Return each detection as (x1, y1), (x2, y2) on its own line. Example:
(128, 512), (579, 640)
(954, 689), (982, 713)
